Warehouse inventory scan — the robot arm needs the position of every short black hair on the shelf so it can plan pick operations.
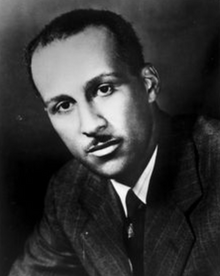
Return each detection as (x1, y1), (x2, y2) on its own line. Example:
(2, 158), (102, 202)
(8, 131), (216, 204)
(26, 9), (145, 94)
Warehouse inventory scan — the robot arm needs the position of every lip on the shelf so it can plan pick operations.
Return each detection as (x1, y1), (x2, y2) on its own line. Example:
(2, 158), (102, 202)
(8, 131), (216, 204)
(86, 139), (121, 157)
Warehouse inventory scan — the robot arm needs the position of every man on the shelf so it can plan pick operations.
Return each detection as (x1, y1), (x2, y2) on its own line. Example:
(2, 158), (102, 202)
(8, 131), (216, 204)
(10, 9), (220, 276)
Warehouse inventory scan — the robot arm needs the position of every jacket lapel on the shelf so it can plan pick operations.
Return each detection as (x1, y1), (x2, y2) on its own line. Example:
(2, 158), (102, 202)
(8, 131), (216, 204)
(143, 115), (203, 276)
(79, 174), (132, 276)
(143, 202), (194, 276)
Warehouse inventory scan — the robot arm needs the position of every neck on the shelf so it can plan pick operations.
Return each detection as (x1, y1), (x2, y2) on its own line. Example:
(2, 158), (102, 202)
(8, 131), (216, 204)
(123, 144), (157, 188)
(115, 123), (158, 188)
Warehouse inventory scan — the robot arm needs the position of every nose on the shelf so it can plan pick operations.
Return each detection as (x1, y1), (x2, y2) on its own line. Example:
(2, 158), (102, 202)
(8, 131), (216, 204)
(78, 103), (107, 136)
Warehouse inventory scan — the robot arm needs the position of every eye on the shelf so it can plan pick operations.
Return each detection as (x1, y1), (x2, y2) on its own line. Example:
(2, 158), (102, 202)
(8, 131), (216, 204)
(96, 84), (114, 97)
(51, 100), (75, 114)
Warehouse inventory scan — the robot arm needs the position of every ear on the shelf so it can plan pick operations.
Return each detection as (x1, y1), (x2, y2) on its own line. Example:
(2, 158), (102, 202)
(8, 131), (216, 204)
(141, 63), (160, 103)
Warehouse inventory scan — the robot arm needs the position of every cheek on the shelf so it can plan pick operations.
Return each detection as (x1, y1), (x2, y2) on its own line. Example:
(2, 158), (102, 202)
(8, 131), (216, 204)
(99, 92), (134, 130)
(110, 97), (147, 132)
(49, 117), (81, 151)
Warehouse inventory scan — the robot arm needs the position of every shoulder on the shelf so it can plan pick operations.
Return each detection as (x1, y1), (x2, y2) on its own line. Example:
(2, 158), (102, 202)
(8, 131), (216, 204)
(192, 115), (220, 190)
(171, 113), (220, 165)
(52, 158), (90, 191)
(169, 113), (220, 146)
(168, 113), (220, 200)
(43, 158), (109, 231)
(44, 158), (97, 219)
(191, 115), (220, 162)
(193, 115), (220, 144)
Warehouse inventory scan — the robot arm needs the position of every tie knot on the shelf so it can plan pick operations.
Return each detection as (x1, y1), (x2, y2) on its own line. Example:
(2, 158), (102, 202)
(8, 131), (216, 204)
(126, 189), (144, 219)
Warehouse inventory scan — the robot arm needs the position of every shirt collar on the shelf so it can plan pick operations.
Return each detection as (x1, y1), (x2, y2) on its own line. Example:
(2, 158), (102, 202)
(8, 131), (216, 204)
(111, 146), (158, 216)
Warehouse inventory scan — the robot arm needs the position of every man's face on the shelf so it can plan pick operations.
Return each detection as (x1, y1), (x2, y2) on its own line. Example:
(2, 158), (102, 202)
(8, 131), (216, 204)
(31, 27), (157, 184)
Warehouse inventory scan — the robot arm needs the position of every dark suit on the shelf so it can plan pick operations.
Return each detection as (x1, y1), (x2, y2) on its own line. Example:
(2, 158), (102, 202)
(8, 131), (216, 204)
(10, 114), (220, 276)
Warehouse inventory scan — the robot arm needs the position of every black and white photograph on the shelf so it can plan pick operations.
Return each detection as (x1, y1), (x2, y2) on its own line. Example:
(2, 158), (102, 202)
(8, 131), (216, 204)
(0, 1), (219, 275)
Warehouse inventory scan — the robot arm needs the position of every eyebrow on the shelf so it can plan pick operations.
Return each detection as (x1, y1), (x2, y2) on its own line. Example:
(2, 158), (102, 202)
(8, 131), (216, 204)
(45, 72), (126, 106)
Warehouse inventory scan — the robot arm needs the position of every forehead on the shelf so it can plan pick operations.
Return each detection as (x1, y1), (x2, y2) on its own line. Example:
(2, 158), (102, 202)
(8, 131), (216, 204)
(31, 27), (119, 95)
(33, 25), (115, 58)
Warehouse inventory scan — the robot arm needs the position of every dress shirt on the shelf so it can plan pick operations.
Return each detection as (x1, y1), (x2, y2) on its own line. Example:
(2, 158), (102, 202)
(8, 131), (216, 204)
(111, 146), (158, 217)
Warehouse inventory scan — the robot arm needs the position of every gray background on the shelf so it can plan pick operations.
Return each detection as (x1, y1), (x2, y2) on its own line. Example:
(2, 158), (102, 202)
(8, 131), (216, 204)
(0, 0), (219, 275)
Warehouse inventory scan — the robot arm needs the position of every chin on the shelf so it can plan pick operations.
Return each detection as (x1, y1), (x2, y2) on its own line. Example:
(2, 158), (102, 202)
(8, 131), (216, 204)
(89, 160), (128, 180)
(77, 153), (130, 179)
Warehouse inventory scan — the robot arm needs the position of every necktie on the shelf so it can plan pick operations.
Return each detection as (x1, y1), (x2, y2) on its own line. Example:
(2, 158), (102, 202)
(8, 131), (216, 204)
(124, 189), (146, 276)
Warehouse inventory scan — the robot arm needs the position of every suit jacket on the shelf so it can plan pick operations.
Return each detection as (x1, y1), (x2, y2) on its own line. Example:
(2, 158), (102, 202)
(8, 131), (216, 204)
(10, 114), (220, 276)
